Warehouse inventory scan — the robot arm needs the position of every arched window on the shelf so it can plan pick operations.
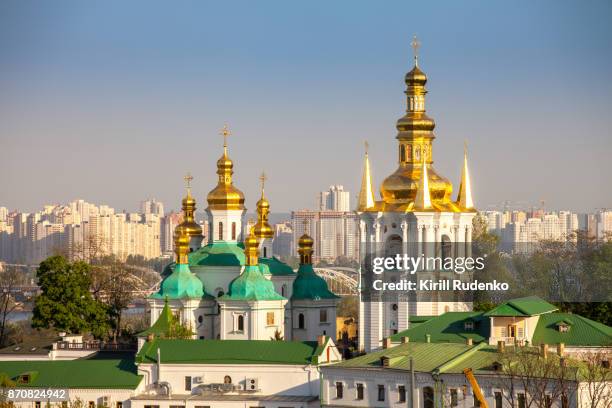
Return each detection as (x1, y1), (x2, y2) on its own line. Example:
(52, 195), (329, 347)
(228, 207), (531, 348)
(231, 222), (236, 240)
(385, 234), (403, 258)
(218, 221), (223, 240)
(298, 313), (305, 329)
(224, 375), (232, 384)
(423, 387), (435, 408)
(400, 144), (406, 162)
(263, 246), (267, 257)
(237, 315), (244, 332)
(281, 284), (287, 297)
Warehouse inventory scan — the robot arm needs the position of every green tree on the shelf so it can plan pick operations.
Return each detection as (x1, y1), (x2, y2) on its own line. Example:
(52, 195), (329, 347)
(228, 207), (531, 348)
(32, 256), (109, 338)
(167, 313), (194, 339)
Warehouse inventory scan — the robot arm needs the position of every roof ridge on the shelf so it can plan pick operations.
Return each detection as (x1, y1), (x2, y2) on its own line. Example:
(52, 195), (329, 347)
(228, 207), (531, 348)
(433, 343), (488, 374)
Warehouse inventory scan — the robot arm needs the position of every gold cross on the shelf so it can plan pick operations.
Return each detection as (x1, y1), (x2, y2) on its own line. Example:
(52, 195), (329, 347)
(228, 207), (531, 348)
(364, 140), (369, 154)
(220, 124), (231, 148)
(184, 172), (193, 190)
(259, 171), (267, 193)
(411, 35), (421, 66)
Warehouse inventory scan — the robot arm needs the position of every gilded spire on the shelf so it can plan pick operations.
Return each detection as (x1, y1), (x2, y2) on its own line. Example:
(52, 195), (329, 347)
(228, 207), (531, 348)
(414, 154), (432, 210)
(244, 230), (259, 266)
(357, 141), (375, 211)
(178, 172), (202, 239)
(206, 124), (246, 211)
(456, 141), (474, 209)
(253, 171), (273, 239)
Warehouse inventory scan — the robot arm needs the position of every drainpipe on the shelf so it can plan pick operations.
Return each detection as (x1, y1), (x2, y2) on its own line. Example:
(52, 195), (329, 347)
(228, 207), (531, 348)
(410, 357), (416, 408)
(156, 347), (161, 384)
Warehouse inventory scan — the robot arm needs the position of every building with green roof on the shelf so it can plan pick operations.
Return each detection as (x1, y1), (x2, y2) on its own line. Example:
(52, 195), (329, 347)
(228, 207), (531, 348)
(389, 296), (612, 351)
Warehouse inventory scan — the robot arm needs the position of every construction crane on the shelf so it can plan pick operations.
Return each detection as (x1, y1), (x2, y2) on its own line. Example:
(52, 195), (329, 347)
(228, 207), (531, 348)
(463, 368), (489, 408)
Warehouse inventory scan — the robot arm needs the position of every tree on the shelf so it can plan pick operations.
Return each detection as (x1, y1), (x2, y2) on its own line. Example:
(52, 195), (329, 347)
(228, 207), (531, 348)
(32, 256), (109, 338)
(0, 266), (25, 347)
(270, 329), (284, 341)
(89, 256), (139, 342)
(167, 314), (194, 339)
(578, 350), (612, 408)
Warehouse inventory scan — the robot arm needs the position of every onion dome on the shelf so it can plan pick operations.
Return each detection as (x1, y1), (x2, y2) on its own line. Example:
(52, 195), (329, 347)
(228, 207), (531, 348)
(151, 226), (204, 299)
(206, 125), (245, 211)
(252, 172), (274, 239)
(178, 173), (202, 239)
(292, 233), (339, 301)
(244, 231), (259, 266)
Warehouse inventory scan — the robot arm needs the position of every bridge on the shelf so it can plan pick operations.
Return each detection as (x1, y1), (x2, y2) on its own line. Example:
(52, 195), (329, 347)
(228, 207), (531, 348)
(313, 267), (358, 296)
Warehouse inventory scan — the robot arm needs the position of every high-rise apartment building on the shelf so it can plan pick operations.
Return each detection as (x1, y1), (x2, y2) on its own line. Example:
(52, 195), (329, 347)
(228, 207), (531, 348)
(319, 185), (350, 212)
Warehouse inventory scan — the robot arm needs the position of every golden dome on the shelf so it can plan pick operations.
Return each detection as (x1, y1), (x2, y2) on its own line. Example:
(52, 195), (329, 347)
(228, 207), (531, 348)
(206, 145), (245, 211)
(405, 65), (427, 86)
(244, 231), (259, 266)
(178, 173), (202, 238)
(252, 172), (274, 239)
(381, 164), (453, 206)
(297, 233), (314, 264)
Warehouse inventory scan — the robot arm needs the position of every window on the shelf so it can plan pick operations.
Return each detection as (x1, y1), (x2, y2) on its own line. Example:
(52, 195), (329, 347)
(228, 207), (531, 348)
(88, 402), (95, 408)
(378, 385), (385, 402)
(35, 403), (41, 408)
(263, 246), (267, 257)
(561, 395), (569, 408)
(424, 387), (434, 408)
(185, 376), (192, 391)
(450, 389), (458, 407)
(281, 284), (287, 297)
(237, 314), (245, 331)
(398, 385), (406, 402)
(116, 403), (123, 408)
(464, 321), (474, 331)
(198, 315), (203, 323)
(231, 222), (236, 240)
(267, 312), (275, 325)
(495, 391), (503, 408)
(335, 382), (343, 399)
(518, 393), (526, 408)
(218, 221), (223, 240)
(320, 309), (328, 323)
(356, 383), (364, 400)
(400, 144), (406, 162)
(298, 313), (305, 329)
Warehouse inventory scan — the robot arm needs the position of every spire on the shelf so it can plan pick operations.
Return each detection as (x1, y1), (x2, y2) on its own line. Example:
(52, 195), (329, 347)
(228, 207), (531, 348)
(414, 154), (432, 210)
(456, 141), (474, 209)
(411, 35), (421, 67)
(253, 171), (273, 239)
(357, 141), (375, 211)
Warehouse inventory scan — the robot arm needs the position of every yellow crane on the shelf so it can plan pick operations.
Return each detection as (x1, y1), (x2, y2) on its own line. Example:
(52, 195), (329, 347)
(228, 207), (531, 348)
(463, 368), (489, 408)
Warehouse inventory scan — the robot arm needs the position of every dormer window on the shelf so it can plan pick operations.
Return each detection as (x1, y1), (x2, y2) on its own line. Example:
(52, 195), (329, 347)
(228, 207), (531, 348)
(464, 321), (474, 331)
(556, 320), (572, 333)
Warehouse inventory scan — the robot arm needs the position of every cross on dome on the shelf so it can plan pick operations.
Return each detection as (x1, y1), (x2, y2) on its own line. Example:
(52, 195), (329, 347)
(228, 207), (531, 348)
(411, 35), (421, 66)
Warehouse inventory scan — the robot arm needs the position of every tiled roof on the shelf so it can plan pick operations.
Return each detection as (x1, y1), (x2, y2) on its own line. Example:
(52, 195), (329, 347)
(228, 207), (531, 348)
(136, 339), (323, 365)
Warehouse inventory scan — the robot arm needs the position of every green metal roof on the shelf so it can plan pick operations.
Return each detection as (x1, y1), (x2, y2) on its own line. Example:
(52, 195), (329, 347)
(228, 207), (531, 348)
(151, 263), (204, 300)
(220, 265), (285, 301)
(484, 296), (558, 317)
(0, 358), (142, 389)
(532, 313), (612, 347)
(136, 339), (323, 365)
(291, 264), (339, 300)
(190, 241), (245, 267)
(138, 300), (173, 338)
(258, 257), (295, 276)
(390, 312), (489, 344)
(332, 342), (500, 374)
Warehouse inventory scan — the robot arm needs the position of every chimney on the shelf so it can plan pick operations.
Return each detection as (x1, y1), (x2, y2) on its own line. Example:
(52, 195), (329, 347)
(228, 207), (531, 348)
(466, 338), (473, 346)
(497, 341), (505, 353)
(401, 336), (410, 344)
(317, 335), (326, 346)
(557, 343), (565, 357)
(540, 343), (548, 359)
(426, 334), (431, 343)
(383, 337), (392, 349)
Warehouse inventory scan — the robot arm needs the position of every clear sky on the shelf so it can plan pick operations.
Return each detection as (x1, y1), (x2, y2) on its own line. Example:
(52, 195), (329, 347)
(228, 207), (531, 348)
(1, 0), (611, 213)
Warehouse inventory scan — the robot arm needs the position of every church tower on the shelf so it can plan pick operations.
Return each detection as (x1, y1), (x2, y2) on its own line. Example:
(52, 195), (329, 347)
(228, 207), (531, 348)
(178, 173), (204, 252)
(206, 125), (247, 243)
(217, 232), (288, 340)
(357, 37), (477, 352)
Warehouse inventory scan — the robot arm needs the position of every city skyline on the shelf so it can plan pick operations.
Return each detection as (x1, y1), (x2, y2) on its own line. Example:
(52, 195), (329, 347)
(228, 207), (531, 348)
(1, 1), (611, 213)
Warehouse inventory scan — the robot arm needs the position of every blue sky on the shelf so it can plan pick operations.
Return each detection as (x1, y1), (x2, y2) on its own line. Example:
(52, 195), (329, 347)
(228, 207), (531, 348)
(1, 0), (611, 213)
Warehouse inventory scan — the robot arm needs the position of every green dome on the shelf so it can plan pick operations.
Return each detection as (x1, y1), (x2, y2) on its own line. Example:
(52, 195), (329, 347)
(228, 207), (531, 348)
(292, 264), (339, 300)
(221, 265), (285, 301)
(152, 264), (204, 299)
(258, 257), (295, 276)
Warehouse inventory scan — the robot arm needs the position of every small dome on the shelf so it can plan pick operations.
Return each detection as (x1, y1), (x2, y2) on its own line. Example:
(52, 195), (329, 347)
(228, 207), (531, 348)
(405, 65), (427, 86)
(298, 234), (314, 249)
(206, 152), (246, 211)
